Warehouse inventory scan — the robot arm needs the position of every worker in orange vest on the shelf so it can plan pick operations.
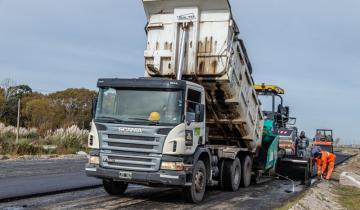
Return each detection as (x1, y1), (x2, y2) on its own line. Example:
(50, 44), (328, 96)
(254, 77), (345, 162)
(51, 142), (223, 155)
(313, 149), (336, 180)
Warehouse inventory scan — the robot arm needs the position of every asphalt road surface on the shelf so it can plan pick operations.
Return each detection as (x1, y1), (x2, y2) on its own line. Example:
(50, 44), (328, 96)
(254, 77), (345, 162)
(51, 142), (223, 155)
(0, 158), (101, 202)
(0, 152), (352, 209)
(334, 152), (351, 165)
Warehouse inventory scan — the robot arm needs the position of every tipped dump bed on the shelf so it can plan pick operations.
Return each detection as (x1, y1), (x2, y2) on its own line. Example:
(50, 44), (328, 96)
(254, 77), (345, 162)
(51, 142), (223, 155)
(143, 0), (263, 152)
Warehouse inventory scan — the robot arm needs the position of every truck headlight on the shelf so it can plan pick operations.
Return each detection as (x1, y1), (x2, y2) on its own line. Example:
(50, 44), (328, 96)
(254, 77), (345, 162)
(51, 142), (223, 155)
(161, 162), (184, 171)
(89, 156), (100, 165)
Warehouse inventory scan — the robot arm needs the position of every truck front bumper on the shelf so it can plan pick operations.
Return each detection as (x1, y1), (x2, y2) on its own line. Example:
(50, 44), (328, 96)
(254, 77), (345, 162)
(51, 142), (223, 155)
(85, 164), (190, 187)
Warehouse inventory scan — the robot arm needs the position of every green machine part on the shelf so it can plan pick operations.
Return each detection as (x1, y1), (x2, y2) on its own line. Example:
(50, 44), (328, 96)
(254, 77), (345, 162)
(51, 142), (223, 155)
(260, 119), (279, 171)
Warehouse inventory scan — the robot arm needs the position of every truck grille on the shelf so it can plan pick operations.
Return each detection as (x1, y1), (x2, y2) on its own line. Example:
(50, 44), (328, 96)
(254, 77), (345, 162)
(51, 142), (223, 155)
(100, 134), (164, 172)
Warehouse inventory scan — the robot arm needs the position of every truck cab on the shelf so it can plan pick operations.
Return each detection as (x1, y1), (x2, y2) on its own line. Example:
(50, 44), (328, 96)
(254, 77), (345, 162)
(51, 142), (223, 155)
(86, 78), (208, 186)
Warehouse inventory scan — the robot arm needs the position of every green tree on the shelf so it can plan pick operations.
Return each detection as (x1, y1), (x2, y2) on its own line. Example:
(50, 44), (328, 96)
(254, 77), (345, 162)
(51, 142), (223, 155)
(21, 92), (45, 128)
(1, 85), (96, 132)
(25, 97), (58, 133)
(7, 85), (32, 99)
(0, 85), (32, 125)
(49, 88), (96, 129)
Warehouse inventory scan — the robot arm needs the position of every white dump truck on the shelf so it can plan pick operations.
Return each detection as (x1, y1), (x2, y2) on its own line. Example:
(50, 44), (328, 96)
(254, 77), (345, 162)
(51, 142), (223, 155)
(86, 0), (277, 203)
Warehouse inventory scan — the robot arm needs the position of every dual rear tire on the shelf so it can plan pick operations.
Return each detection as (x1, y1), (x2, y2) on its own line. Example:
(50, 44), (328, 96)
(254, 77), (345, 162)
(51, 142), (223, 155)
(222, 158), (242, 191)
(184, 155), (252, 203)
(220, 155), (253, 191)
(240, 155), (253, 188)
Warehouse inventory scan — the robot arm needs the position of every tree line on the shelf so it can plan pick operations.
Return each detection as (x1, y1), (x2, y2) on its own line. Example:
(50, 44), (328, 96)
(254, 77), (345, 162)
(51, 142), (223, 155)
(0, 80), (97, 134)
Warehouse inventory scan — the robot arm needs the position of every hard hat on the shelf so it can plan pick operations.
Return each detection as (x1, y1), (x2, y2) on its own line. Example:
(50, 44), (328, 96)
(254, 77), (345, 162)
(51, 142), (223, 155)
(313, 152), (320, 157)
(311, 146), (322, 157)
(148, 112), (161, 122)
(300, 131), (305, 137)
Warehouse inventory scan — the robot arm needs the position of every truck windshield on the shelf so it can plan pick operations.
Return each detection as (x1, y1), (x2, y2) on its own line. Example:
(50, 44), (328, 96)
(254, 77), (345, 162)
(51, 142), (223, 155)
(95, 88), (184, 125)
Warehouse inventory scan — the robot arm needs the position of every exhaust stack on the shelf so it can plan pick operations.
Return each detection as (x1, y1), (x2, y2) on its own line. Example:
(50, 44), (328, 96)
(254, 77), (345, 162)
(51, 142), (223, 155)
(176, 23), (189, 80)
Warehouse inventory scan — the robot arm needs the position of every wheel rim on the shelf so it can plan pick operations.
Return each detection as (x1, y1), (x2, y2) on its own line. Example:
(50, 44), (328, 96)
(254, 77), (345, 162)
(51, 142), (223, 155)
(194, 170), (205, 193)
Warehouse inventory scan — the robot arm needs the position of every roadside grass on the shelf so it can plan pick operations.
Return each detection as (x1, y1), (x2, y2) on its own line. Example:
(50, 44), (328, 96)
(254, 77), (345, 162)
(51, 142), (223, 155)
(335, 185), (360, 210)
(0, 137), (88, 156)
(0, 124), (89, 156)
(0, 138), (47, 156)
(275, 191), (308, 210)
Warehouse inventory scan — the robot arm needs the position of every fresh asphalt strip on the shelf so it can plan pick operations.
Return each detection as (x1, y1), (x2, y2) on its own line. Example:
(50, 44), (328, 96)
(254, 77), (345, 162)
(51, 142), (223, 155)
(0, 172), (102, 202)
(334, 152), (354, 166)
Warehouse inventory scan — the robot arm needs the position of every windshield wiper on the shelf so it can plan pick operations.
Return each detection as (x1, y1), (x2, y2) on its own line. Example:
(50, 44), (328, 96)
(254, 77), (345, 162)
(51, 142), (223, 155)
(95, 116), (124, 123)
(127, 117), (160, 125)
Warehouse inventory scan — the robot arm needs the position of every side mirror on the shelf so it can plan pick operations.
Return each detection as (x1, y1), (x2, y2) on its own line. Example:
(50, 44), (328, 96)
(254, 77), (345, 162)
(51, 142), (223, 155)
(287, 117), (297, 125)
(195, 104), (205, 122)
(92, 97), (98, 119)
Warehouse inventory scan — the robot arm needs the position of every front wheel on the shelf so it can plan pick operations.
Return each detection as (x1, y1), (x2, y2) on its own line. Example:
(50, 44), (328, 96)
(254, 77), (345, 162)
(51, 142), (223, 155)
(103, 179), (128, 196)
(183, 160), (207, 203)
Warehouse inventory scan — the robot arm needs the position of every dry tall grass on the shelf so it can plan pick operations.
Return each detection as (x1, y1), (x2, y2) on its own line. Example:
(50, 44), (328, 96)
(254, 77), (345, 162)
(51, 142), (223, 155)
(0, 122), (89, 155)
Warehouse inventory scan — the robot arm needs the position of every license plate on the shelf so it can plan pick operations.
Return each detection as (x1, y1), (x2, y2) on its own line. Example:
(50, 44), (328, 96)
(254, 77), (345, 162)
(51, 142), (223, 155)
(119, 171), (132, 179)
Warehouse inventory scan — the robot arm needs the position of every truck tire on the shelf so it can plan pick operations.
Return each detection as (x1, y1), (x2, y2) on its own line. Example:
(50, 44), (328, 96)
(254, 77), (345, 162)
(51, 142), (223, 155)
(183, 160), (207, 203)
(240, 155), (252, 188)
(103, 179), (128, 196)
(218, 159), (226, 190)
(223, 158), (241, 191)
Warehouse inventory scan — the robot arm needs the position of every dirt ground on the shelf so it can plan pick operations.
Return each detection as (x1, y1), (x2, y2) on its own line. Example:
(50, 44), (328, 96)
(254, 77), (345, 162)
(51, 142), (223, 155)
(283, 148), (360, 210)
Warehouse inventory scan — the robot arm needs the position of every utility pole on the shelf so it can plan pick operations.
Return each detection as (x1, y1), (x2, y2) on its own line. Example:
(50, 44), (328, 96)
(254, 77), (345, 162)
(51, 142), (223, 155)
(16, 98), (20, 144)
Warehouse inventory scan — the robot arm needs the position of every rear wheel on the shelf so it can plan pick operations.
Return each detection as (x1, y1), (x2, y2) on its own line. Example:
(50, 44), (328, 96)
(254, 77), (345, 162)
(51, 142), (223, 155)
(223, 158), (241, 191)
(240, 155), (253, 188)
(183, 160), (207, 203)
(218, 159), (226, 190)
(103, 179), (128, 196)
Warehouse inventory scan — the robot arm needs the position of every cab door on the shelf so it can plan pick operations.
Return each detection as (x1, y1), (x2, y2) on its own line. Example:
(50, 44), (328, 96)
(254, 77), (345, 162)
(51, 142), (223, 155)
(185, 88), (206, 154)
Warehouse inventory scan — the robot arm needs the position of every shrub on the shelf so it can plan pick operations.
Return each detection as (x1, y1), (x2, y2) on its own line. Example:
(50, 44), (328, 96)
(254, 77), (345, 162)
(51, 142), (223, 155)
(45, 125), (89, 154)
(0, 137), (13, 154)
(0, 138), (45, 156)
(0, 122), (38, 139)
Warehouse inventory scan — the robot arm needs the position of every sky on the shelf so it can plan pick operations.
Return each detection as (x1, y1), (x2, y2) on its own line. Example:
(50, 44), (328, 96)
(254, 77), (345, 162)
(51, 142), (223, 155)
(0, 0), (359, 144)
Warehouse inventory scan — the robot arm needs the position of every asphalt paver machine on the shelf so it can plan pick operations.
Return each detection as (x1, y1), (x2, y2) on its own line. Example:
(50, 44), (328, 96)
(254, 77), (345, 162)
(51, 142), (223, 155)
(255, 84), (313, 186)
